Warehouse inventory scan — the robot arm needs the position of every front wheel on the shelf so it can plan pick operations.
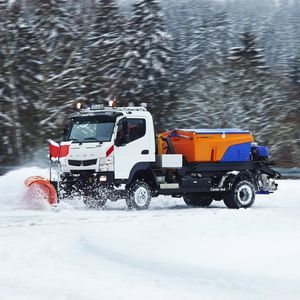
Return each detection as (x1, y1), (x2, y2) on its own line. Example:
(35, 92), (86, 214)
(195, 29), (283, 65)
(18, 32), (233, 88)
(127, 181), (152, 210)
(183, 193), (213, 207)
(83, 187), (109, 209)
(223, 180), (255, 209)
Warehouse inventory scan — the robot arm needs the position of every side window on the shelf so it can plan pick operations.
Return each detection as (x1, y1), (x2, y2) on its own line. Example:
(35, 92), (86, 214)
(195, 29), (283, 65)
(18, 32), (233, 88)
(127, 119), (146, 143)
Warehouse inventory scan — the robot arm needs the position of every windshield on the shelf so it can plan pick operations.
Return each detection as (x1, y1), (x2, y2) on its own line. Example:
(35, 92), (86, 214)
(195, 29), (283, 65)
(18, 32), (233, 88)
(68, 117), (115, 143)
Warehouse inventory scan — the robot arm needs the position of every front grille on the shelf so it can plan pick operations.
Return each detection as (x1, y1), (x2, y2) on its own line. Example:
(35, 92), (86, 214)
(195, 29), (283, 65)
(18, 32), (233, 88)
(68, 159), (97, 166)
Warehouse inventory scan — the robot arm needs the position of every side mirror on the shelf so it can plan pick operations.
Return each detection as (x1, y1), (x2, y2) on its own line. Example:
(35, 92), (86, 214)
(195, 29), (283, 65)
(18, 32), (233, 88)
(115, 134), (129, 147)
(115, 138), (121, 147)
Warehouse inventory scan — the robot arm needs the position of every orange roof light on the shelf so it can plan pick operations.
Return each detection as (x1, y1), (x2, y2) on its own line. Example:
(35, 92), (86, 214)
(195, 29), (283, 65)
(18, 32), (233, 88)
(76, 102), (82, 110)
(109, 99), (117, 108)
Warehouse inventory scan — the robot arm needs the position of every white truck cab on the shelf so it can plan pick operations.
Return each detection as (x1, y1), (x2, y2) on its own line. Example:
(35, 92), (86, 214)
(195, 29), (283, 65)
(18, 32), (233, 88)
(60, 105), (156, 184)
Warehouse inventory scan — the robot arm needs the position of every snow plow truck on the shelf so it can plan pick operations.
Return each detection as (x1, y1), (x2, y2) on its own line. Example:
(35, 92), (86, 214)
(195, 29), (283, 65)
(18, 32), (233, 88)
(25, 102), (280, 209)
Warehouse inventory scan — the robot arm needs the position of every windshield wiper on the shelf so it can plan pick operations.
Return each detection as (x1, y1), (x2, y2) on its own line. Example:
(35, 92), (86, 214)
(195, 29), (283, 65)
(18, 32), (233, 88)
(83, 137), (103, 143)
(83, 137), (98, 141)
(67, 138), (79, 142)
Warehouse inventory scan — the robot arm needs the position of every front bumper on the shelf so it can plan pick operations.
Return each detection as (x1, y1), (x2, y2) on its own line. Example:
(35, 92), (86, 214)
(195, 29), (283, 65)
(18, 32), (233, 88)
(60, 171), (115, 189)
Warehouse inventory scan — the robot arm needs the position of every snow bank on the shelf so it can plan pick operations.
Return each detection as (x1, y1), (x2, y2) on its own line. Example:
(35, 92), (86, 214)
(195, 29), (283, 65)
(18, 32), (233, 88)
(0, 166), (298, 211)
(0, 168), (299, 300)
(0, 167), (49, 209)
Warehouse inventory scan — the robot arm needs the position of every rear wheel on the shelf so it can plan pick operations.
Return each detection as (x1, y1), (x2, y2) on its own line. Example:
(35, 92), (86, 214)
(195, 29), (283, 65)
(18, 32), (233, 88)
(127, 181), (152, 210)
(183, 193), (213, 207)
(223, 180), (255, 209)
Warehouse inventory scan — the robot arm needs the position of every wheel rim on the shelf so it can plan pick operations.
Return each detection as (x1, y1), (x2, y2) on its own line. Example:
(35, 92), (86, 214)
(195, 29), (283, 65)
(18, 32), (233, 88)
(134, 186), (149, 207)
(237, 184), (253, 205)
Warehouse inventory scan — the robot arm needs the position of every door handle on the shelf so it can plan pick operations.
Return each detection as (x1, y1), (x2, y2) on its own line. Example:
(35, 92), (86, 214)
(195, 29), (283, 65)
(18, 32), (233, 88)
(141, 149), (149, 155)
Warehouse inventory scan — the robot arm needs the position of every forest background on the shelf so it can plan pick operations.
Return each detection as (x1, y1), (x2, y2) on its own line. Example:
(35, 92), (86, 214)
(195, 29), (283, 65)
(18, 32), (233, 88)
(0, 0), (299, 167)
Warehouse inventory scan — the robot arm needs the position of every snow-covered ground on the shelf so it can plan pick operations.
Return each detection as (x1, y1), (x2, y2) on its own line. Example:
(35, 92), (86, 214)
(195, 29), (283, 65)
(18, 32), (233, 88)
(0, 167), (299, 300)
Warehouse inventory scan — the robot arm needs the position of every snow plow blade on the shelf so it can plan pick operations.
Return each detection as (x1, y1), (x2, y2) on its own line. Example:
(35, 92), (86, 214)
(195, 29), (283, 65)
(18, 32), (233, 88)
(24, 176), (57, 205)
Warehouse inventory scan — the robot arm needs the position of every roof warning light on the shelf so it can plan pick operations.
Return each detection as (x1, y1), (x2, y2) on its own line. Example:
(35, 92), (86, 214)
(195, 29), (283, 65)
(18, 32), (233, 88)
(109, 99), (117, 108)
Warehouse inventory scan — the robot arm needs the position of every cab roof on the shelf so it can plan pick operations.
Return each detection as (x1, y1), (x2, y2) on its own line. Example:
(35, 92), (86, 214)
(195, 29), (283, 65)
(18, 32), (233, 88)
(68, 106), (149, 119)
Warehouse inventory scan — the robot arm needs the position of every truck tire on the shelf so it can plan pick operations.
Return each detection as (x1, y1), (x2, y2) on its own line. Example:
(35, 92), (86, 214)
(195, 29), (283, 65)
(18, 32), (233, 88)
(213, 193), (223, 201)
(127, 181), (151, 210)
(223, 180), (255, 209)
(183, 193), (213, 207)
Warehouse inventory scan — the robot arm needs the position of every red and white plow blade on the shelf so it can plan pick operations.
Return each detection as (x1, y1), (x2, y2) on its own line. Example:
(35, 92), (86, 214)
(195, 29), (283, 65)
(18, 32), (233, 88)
(24, 176), (57, 208)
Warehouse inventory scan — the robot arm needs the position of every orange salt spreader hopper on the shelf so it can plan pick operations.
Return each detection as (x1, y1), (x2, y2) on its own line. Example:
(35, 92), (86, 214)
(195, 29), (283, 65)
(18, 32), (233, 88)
(157, 129), (254, 163)
(24, 176), (58, 205)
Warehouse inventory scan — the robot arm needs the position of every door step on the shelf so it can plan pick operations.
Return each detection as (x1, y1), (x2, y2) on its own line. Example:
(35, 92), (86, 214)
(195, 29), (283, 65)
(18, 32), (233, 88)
(160, 183), (179, 189)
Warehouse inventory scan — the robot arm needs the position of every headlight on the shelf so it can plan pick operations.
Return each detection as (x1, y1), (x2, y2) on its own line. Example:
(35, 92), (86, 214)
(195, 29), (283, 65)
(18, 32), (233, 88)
(99, 157), (113, 172)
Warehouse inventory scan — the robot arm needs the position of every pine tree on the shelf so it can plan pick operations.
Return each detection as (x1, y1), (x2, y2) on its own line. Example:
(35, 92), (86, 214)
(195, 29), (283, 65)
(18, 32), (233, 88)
(172, 2), (233, 129)
(85, 0), (125, 104)
(290, 56), (300, 84)
(63, 0), (95, 105)
(1, 2), (51, 163)
(119, 0), (176, 130)
(0, 0), (12, 163)
(0, 2), (26, 163)
(13, 3), (44, 156)
(226, 30), (299, 165)
(32, 0), (78, 133)
(0, 0), (7, 14)
(226, 30), (271, 131)
(284, 55), (300, 165)
(168, 0), (204, 86)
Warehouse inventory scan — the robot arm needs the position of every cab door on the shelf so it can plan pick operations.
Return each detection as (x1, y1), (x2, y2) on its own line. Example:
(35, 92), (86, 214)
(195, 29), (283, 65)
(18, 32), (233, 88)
(114, 117), (152, 179)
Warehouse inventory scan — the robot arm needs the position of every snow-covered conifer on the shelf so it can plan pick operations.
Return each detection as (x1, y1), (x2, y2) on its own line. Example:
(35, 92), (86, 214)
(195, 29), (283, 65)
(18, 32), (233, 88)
(172, 2), (233, 129)
(31, 0), (78, 131)
(119, 0), (176, 130)
(85, 0), (125, 104)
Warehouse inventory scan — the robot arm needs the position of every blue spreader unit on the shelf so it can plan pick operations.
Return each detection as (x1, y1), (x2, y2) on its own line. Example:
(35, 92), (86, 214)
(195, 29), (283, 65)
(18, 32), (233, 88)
(221, 142), (252, 162)
(256, 146), (269, 158)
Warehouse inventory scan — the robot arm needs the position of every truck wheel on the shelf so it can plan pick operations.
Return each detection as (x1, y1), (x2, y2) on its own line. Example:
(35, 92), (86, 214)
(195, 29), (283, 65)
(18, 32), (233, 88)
(83, 188), (108, 209)
(223, 180), (255, 209)
(183, 193), (213, 207)
(213, 193), (223, 201)
(128, 181), (151, 210)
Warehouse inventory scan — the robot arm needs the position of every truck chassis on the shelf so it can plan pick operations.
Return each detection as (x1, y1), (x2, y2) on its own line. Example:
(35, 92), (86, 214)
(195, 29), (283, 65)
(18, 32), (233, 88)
(54, 159), (280, 210)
